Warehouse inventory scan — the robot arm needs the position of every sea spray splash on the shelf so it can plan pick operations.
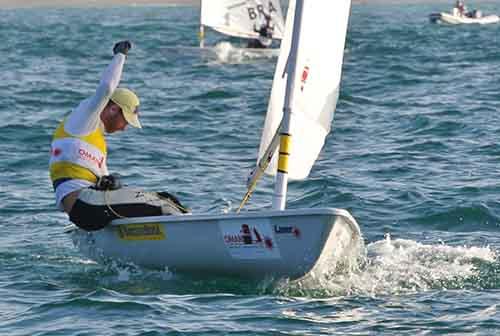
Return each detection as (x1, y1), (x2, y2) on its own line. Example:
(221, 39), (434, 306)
(274, 233), (497, 298)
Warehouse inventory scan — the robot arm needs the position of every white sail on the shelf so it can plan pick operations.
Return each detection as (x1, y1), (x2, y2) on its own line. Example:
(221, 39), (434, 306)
(257, 0), (351, 180)
(200, 0), (285, 40)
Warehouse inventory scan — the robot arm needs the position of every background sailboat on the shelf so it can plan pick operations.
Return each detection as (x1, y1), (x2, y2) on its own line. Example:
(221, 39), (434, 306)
(69, 0), (362, 281)
(199, 0), (285, 49)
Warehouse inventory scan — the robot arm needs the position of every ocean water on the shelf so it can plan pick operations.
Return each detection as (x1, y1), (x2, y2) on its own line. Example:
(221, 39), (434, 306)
(1, 2), (500, 335)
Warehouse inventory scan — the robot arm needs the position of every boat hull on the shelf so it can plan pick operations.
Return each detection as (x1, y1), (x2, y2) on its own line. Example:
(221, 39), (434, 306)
(70, 208), (362, 280)
(429, 12), (500, 24)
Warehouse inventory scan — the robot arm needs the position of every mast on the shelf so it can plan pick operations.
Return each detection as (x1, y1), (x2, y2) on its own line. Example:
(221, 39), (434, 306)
(199, 24), (205, 48)
(199, 0), (205, 48)
(272, 0), (305, 210)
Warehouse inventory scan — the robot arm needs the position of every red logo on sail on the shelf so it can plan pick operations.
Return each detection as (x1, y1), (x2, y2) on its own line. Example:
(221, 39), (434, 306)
(300, 66), (310, 91)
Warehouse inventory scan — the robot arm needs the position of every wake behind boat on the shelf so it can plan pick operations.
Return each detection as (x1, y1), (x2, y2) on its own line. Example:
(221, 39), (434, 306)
(430, 1), (499, 24)
(68, 0), (363, 281)
(212, 41), (280, 63)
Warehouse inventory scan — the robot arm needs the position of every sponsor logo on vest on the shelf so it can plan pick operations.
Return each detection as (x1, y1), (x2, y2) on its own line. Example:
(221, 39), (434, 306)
(51, 148), (62, 157)
(117, 223), (165, 241)
(79, 148), (104, 168)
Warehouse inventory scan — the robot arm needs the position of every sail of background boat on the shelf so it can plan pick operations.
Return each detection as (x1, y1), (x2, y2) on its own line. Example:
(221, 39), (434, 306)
(199, 0), (285, 47)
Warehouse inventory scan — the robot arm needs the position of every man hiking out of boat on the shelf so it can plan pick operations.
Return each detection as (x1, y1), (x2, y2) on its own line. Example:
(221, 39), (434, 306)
(247, 12), (274, 49)
(49, 40), (188, 231)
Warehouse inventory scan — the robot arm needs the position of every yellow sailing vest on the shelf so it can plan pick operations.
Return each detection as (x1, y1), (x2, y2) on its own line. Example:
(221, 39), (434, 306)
(49, 119), (108, 187)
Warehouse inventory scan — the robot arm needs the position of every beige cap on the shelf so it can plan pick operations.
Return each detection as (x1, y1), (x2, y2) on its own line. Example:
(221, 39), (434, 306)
(110, 88), (141, 128)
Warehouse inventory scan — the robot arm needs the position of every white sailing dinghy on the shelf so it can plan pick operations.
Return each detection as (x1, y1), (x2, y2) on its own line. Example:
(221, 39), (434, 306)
(70, 0), (362, 280)
(199, 0), (285, 50)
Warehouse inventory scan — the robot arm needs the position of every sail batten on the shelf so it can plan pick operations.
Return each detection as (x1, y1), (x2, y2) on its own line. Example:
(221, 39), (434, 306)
(257, 0), (352, 181)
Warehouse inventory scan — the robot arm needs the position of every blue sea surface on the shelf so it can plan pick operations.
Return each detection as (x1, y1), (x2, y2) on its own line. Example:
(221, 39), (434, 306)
(1, 2), (500, 335)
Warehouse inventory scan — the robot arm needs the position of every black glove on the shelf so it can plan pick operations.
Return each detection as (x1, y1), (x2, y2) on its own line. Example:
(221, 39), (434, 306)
(113, 40), (132, 56)
(157, 191), (190, 213)
(95, 174), (123, 191)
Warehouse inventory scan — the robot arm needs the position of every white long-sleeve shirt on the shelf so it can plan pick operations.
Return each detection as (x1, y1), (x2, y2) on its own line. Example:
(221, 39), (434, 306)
(53, 53), (126, 210)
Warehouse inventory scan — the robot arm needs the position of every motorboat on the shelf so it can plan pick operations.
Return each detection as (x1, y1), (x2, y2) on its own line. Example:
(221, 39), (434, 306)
(430, 8), (499, 24)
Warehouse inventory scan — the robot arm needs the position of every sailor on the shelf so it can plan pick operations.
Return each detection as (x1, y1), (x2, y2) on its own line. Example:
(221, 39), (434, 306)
(247, 12), (274, 49)
(49, 40), (188, 231)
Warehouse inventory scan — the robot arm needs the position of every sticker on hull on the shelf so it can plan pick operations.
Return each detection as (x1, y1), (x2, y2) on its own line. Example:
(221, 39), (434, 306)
(219, 219), (280, 259)
(116, 223), (165, 241)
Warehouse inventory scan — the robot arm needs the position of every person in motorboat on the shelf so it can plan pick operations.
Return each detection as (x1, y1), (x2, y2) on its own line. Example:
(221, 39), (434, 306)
(466, 9), (481, 18)
(49, 40), (188, 231)
(454, 1), (483, 19)
(453, 0), (467, 17)
(247, 12), (274, 49)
